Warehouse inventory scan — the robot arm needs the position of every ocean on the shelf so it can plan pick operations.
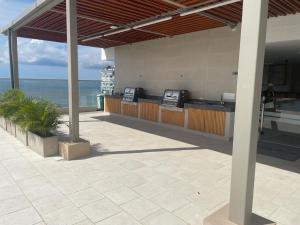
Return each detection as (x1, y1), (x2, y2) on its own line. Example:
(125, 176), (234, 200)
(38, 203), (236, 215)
(0, 78), (100, 107)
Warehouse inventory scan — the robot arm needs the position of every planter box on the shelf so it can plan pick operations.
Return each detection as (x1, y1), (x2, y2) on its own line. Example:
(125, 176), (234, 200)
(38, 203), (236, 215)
(16, 125), (28, 146)
(0, 117), (6, 130)
(6, 120), (16, 136)
(59, 139), (90, 160)
(28, 131), (58, 157)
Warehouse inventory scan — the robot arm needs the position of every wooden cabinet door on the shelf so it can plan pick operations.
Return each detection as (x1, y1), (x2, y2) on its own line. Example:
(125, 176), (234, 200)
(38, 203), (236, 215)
(188, 108), (225, 136)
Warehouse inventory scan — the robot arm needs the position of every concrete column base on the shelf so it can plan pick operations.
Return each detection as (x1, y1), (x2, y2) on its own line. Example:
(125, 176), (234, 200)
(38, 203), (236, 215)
(203, 204), (276, 225)
(59, 139), (90, 160)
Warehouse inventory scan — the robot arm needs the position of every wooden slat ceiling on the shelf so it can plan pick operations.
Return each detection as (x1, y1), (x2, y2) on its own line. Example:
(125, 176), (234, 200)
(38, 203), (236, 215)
(16, 0), (300, 48)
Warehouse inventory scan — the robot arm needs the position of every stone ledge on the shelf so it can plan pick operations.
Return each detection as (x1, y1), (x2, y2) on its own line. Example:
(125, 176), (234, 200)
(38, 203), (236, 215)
(59, 139), (90, 160)
(204, 204), (276, 225)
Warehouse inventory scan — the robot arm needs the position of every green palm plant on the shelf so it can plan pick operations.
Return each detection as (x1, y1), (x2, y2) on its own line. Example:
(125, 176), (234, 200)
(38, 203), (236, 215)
(0, 89), (26, 119)
(17, 98), (60, 137)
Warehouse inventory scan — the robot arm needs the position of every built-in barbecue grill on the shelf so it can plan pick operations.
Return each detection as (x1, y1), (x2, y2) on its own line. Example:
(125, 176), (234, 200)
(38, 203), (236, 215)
(122, 87), (144, 102)
(161, 89), (189, 108)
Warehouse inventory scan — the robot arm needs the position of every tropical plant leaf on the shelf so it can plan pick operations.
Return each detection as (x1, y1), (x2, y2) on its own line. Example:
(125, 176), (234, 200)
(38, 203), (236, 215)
(0, 89), (60, 137)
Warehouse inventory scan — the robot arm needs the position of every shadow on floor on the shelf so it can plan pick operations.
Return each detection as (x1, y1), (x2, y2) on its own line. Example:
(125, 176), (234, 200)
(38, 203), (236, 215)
(91, 144), (203, 155)
(60, 114), (299, 173)
(91, 115), (233, 153)
(258, 129), (300, 161)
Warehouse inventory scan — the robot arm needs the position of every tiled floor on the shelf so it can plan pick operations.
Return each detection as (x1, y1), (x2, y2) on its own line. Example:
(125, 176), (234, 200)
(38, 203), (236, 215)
(0, 112), (299, 225)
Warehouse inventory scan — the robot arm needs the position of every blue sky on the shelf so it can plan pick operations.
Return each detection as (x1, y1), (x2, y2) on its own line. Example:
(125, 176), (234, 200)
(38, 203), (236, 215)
(0, 0), (112, 80)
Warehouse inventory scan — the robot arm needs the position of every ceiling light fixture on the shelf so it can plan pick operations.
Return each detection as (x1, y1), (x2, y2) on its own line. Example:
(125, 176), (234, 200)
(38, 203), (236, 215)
(82, 26), (129, 42)
(82, 35), (103, 42)
(104, 28), (132, 37)
(180, 0), (241, 17)
(133, 16), (173, 29)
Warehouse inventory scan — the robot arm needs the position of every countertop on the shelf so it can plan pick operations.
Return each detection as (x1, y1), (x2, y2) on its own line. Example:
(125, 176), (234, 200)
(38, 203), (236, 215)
(184, 100), (235, 112)
(106, 95), (235, 112)
(138, 96), (162, 104)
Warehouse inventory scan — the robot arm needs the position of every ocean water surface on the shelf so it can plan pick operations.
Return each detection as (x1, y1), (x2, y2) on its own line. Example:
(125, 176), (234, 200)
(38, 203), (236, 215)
(0, 78), (100, 107)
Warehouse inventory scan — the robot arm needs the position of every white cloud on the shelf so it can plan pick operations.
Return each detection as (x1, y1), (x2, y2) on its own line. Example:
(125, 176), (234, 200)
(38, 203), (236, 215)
(17, 39), (67, 66)
(78, 46), (114, 69)
(0, 38), (114, 69)
(0, 41), (9, 64)
(0, 0), (34, 27)
(0, 1), (114, 71)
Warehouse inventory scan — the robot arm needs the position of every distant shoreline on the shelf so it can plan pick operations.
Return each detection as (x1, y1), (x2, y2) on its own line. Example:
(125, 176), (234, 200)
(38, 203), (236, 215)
(0, 78), (99, 82)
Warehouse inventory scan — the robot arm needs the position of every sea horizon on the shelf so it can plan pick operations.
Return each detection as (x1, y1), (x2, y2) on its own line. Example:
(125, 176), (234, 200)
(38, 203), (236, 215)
(0, 78), (100, 107)
(0, 77), (98, 81)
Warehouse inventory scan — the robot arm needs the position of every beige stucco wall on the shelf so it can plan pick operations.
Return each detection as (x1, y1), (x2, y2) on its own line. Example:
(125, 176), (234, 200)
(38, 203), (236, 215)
(266, 14), (300, 43)
(114, 13), (300, 100)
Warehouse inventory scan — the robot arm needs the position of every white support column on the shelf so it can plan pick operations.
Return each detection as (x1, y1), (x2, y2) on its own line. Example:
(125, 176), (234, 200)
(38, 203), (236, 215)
(229, 0), (269, 225)
(66, 0), (79, 142)
(8, 29), (19, 89)
(8, 30), (14, 89)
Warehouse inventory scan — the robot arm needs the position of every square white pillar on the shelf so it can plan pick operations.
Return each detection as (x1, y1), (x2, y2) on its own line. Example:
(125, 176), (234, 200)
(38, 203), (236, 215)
(66, 0), (80, 142)
(8, 29), (19, 89)
(204, 0), (275, 225)
(229, 0), (269, 223)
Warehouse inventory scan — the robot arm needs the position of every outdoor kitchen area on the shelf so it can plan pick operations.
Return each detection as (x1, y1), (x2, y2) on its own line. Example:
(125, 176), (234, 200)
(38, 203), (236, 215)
(1, 0), (299, 224)
(104, 88), (235, 140)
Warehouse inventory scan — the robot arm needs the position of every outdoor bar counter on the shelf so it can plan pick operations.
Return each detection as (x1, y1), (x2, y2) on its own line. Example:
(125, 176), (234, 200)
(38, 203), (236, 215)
(104, 95), (235, 140)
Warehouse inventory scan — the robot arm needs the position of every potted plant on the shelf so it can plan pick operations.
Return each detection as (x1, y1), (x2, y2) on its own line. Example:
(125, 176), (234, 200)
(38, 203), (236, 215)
(11, 96), (29, 146)
(0, 93), (6, 129)
(0, 115), (6, 130)
(18, 98), (60, 157)
(0, 89), (25, 136)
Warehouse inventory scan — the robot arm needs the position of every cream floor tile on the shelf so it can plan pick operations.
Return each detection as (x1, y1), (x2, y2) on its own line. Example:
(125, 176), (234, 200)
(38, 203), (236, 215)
(133, 183), (166, 199)
(173, 203), (210, 225)
(150, 192), (190, 212)
(0, 207), (42, 225)
(141, 209), (188, 225)
(0, 115), (300, 225)
(117, 173), (147, 188)
(104, 187), (140, 205)
(17, 176), (50, 191)
(96, 212), (141, 225)
(69, 188), (105, 207)
(0, 184), (23, 201)
(146, 173), (179, 187)
(80, 198), (121, 223)
(121, 197), (160, 220)
(253, 196), (280, 218)
(74, 219), (94, 225)
(9, 167), (41, 181)
(270, 208), (300, 225)
(42, 205), (86, 225)
(55, 178), (90, 195)
(0, 196), (31, 216)
(22, 183), (60, 201)
(91, 177), (125, 194)
(119, 160), (145, 171)
(0, 174), (15, 188)
(32, 192), (73, 216)
(189, 186), (229, 211)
